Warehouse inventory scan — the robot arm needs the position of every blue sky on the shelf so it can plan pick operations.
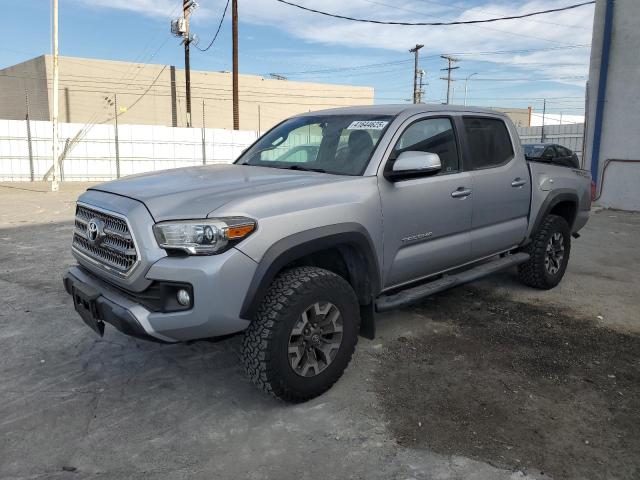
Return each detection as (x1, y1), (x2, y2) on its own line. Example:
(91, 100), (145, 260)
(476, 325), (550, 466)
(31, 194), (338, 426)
(1, 0), (595, 117)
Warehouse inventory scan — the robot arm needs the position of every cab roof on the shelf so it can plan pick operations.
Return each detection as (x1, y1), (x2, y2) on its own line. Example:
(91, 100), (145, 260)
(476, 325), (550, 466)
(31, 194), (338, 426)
(296, 103), (509, 118)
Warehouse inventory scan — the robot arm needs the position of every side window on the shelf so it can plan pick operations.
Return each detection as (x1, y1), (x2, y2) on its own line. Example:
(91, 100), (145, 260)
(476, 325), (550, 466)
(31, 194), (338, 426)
(391, 117), (459, 174)
(463, 117), (514, 169)
(277, 146), (317, 163)
(259, 123), (323, 162)
(543, 146), (556, 159)
(558, 146), (571, 157)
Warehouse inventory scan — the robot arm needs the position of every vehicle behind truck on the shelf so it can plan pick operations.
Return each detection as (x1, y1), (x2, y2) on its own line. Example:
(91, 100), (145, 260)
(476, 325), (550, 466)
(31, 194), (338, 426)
(64, 105), (591, 402)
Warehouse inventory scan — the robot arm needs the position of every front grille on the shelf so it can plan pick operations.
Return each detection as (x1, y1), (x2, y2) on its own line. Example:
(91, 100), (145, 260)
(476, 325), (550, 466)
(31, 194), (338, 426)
(72, 204), (139, 276)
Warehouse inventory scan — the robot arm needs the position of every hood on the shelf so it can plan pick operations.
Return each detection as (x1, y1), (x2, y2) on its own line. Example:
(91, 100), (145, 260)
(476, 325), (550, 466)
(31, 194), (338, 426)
(90, 164), (349, 221)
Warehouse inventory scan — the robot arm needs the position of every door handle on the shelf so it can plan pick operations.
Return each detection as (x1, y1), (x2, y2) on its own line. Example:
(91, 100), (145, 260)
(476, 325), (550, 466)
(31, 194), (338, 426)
(451, 187), (472, 198)
(511, 178), (527, 188)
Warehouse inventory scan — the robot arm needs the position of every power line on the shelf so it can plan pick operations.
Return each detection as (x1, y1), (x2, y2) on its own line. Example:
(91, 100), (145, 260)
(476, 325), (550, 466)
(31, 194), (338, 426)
(107, 66), (169, 122)
(359, 0), (579, 46)
(272, 0), (595, 26)
(194, 0), (230, 52)
(413, 0), (590, 30)
(269, 44), (591, 77)
(446, 44), (591, 57)
(0, 72), (377, 98)
(461, 76), (587, 82)
(270, 59), (412, 76)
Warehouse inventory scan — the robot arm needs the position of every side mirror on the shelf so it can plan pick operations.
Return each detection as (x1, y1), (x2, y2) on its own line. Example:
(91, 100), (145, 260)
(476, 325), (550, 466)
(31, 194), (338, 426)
(385, 151), (441, 181)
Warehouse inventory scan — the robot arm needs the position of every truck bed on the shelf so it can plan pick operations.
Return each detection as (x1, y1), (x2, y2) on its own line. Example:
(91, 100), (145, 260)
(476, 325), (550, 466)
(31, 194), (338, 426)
(526, 160), (592, 237)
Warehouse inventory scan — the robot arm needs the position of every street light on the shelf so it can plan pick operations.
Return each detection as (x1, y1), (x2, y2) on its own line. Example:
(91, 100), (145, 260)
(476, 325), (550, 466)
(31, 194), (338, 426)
(464, 72), (478, 107)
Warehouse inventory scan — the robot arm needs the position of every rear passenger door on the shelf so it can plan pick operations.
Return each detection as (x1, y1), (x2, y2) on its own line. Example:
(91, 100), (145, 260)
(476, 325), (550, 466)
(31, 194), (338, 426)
(462, 116), (531, 259)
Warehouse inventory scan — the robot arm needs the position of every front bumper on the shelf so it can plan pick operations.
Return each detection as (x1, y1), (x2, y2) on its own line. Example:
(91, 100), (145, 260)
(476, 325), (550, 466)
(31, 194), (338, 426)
(63, 269), (169, 342)
(63, 247), (258, 342)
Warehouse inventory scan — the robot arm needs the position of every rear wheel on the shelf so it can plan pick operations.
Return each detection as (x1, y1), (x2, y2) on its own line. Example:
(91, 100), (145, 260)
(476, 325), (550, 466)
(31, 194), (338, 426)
(241, 266), (360, 402)
(518, 214), (571, 289)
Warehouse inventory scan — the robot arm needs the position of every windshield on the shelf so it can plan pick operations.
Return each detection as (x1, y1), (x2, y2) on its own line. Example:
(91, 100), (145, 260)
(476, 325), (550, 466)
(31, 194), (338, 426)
(523, 144), (545, 158)
(236, 114), (394, 175)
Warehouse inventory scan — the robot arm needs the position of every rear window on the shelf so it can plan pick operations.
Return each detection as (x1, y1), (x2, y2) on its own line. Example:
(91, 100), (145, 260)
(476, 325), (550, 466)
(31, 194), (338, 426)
(463, 117), (514, 169)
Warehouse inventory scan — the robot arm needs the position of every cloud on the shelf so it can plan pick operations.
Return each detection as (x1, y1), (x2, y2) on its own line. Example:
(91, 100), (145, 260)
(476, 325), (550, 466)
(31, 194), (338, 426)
(74, 0), (179, 19)
(211, 0), (593, 87)
(72, 0), (595, 91)
(73, 0), (217, 20)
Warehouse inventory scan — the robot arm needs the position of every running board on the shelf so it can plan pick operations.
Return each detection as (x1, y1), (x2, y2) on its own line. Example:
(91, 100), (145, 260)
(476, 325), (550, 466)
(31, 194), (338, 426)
(375, 252), (530, 312)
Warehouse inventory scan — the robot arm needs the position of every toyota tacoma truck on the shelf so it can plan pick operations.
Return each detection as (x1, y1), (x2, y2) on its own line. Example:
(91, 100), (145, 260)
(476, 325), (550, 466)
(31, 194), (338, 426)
(63, 105), (591, 402)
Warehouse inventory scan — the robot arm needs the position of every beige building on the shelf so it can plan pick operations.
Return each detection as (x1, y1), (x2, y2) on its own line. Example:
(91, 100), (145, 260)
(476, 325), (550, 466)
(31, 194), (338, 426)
(0, 55), (374, 131)
(489, 107), (532, 127)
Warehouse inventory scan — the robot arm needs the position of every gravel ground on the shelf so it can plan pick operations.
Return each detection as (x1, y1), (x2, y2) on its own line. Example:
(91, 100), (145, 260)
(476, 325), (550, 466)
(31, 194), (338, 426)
(376, 288), (640, 480)
(1, 182), (639, 480)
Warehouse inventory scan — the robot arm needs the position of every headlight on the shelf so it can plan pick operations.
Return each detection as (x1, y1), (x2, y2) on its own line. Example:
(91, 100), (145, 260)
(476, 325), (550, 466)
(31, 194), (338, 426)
(153, 217), (256, 255)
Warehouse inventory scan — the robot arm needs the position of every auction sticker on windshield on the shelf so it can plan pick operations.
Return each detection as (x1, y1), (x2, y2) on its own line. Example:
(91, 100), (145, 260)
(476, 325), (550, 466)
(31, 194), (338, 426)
(347, 120), (388, 130)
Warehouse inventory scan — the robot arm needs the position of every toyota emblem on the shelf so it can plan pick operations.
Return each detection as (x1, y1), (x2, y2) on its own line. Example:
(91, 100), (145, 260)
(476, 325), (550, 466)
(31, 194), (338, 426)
(87, 218), (104, 245)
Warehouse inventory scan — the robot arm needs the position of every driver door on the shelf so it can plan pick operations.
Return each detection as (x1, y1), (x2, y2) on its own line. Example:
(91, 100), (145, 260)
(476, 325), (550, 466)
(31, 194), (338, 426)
(378, 115), (473, 289)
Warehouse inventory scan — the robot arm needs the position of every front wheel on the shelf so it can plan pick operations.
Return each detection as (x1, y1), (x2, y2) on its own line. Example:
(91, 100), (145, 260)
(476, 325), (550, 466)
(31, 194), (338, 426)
(241, 267), (360, 402)
(518, 214), (571, 289)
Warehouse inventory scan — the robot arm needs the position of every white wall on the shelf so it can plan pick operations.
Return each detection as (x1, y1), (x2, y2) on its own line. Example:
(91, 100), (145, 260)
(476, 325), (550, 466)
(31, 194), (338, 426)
(529, 114), (585, 127)
(585, 0), (640, 211)
(597, 162), (640, 211)
(0, 119), (258, 181)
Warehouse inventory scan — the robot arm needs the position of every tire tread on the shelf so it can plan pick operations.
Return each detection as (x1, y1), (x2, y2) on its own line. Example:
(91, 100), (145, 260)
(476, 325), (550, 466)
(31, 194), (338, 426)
(241, 266), (359, 402)
(518, 214), (570, 289)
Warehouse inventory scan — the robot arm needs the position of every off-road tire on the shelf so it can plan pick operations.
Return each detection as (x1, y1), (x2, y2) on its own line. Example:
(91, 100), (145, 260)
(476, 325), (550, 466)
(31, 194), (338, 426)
(518, 214), (571, 289)
(242, 266), (360, 402)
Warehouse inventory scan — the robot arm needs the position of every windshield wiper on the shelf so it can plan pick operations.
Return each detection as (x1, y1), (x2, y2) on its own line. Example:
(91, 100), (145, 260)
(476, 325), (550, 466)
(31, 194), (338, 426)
(286, 165), (326, 173)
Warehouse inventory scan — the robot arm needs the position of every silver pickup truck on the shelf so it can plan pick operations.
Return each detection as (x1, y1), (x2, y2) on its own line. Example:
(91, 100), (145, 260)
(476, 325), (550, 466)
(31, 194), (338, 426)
(63, 105), (591, 402)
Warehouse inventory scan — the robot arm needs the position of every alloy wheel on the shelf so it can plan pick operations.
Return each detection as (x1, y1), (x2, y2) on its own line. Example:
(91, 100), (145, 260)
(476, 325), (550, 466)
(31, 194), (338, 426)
(544, 232), (565, 275)
(288, 301), (343, 377)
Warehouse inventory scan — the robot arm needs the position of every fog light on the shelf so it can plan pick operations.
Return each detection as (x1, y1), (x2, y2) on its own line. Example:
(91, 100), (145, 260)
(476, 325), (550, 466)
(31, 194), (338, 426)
(176, 289), (191, 306)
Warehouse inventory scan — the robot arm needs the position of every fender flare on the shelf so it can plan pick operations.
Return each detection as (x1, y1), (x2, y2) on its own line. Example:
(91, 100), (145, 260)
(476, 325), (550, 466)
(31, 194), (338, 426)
(239, 223), (380, 321)
(529, 189), (579, 239)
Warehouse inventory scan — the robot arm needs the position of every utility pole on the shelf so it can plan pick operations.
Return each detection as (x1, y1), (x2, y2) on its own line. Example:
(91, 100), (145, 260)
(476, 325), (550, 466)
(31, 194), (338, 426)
(417, 70), (426, 103)
(25, 89), (35, 182)
(257, 104), (261, 134)
(409, 44), (424, 104)
(183, 0), (193, 127)
(202, 99), (207, 165)
(51, 0), (60, 191)
(172, 1), (197, 127)
(463, 72), (478, 107)
(440, 55), (459, 105)
(232, 0), (239, 130)
(541, 98), (547, 142)
(113, 93), (121, 178)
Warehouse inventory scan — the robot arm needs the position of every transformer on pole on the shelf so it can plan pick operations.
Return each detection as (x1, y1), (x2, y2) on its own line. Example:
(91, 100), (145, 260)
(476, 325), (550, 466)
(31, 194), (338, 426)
(171, 1), (199, 127)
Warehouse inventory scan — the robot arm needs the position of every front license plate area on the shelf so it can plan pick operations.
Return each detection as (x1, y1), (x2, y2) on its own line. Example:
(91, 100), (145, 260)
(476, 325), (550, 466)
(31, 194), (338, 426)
(72, 283), (104, 336)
